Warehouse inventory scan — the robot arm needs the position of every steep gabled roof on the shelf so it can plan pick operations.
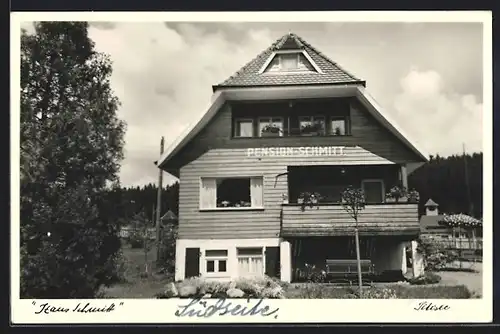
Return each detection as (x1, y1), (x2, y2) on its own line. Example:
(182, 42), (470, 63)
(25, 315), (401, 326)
(161, 210), (177, 221)
(212, 33), (365, 91)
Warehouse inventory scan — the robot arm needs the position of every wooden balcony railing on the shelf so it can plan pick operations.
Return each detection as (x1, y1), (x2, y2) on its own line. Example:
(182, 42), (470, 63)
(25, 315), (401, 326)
(281, 203), (420, 237)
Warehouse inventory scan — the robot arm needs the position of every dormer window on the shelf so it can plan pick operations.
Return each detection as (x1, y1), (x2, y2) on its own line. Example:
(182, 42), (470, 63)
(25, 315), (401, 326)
(259, 50), (321, 74)
(281, 54), (299, 70)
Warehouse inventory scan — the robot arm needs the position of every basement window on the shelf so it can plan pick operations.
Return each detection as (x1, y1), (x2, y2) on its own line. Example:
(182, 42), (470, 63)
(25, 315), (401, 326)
(205, 249), (228, 274)
(237, 247), (264, 277)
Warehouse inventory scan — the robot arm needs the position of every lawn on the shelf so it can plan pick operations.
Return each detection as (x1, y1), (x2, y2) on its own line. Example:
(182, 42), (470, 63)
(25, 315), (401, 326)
(436, 261), (482, 297)
(100, 242), (173, 298)
(284, 283), (472, 299)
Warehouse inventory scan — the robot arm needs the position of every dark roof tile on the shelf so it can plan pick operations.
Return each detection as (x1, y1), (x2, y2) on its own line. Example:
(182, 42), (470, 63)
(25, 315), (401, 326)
(213, 33), (364, 91)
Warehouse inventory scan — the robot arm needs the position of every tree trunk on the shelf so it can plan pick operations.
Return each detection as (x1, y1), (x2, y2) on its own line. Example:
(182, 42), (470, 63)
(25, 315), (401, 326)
(354, 225), (363, 298)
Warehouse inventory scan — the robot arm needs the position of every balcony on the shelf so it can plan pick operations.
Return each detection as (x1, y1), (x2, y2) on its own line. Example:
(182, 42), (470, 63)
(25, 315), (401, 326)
(281, 203), (420, 238)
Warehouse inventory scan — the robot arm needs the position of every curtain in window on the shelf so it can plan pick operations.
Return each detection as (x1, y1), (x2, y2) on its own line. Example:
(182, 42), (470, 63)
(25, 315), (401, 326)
(238, 257), (264, 277)
(238, 121), (253, 137)
(250, 177), (264, 207)
(200, 178), (216, 209)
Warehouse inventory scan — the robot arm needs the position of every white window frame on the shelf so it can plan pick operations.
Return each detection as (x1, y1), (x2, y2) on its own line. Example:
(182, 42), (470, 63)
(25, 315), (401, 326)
(234, 118), (254, 138)
(199, 176), (265, 211)
(204, 249), (228, 277)
(258, 117), (284, 137)
(361, 179), (385, 204)
(237, 247), (265, 278)
(258, 50), (323, 74)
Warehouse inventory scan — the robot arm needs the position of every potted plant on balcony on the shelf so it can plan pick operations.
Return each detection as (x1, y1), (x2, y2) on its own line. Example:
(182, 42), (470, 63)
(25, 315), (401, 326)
(407, 189), (420, 203)
(261, 124), (281, 137)
(332, 126), (343, 136)
(300, 121), (323, 136)
(298, 191), (321, 211)
(385, 185), (408, 203)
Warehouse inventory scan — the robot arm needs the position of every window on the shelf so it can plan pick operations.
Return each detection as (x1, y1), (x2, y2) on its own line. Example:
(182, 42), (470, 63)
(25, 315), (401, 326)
(234, 118), (254, 137)
(200, 177), (264, 209)
(299, 116), (325, 136)
(330, 117), (348, 136)
(262, 52), (318, 73)
(258, 117), (284, 137)
(205, 249), (227, 274)
(361, 179), (385, 204)
(280, 54), (299, 70)
(237, 247), (264, 277)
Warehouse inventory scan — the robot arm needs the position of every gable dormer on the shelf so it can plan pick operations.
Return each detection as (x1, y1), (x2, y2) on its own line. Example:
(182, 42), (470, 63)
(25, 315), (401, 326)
(212, 33), (365, 91)
(258, 34), (321, 74)
(261, 50), (319, 74)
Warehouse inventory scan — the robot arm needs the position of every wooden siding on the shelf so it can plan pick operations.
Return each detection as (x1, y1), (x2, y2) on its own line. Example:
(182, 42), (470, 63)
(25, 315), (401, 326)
(175, 97), (422, 240)
(169, 98), (421, 172)
(281, 204), (420, 237)
(178, 149), (411, 239)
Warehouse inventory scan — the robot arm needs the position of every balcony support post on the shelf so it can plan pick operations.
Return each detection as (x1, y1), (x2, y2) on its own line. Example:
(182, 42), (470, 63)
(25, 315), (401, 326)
(280, 240), (292, 283)
(400, 164), (408, 189)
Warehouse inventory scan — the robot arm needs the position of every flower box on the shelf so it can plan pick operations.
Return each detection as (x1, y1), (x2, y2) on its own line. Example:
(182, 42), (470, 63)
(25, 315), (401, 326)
(399, 196), (408, 203)
(300, 131), (320, 136)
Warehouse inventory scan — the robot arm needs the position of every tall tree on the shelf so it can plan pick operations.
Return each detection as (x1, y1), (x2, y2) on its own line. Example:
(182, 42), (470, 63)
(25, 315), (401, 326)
(20, 22), (126, 298)
(409, 153), (482, 218)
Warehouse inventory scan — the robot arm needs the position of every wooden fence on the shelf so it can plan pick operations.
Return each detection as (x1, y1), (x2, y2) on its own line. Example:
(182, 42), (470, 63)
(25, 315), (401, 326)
(119, 227), (156, 240)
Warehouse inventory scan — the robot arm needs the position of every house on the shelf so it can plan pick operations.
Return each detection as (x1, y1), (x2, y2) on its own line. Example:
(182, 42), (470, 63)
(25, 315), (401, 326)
(160, 210), (178, 223)
(420, 199), (483, 251)
(156, 33), (429, 282)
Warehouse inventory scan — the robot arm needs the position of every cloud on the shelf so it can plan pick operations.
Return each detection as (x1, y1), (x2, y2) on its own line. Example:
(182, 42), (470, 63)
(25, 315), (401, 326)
(87, 22), (275, 186)
(394, 68), (482, 156)
(18, 21), (484, 187)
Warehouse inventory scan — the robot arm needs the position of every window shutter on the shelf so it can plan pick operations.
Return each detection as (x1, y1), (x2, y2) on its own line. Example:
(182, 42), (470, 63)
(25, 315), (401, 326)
(200, 178), (216, 209)
(185, 248), (200, 278)
(265, 247), (280, 278)
(250, 177), (264, 208)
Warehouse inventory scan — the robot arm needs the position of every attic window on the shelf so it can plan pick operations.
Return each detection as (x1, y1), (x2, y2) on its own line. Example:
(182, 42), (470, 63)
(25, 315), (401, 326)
(281, 54), (299, 70)
(261, 51), (319, 74)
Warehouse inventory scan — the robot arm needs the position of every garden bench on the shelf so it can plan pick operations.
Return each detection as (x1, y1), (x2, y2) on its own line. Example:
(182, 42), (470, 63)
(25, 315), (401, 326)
(325, 259), (375, 285)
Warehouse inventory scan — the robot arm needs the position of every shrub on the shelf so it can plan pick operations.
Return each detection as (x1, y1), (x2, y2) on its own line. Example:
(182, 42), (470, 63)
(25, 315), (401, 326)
(127, 232), (144, 249)
(285, 285), (397, 299)
(408, 272), (442, 285)
(390, 285), (472, 299)
(159, 276), (285, 299)
(347, 287), (398, 299)
(417, 236), (459, 271)
(286, 283), (326, 298)
(296, 263), (327, 283)
(157, 222), (178, 273)
(285, 284), (472, 299)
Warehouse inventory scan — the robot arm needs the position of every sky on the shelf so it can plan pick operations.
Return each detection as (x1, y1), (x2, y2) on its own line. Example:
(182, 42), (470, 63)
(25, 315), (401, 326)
(20, 21), (484, 187)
